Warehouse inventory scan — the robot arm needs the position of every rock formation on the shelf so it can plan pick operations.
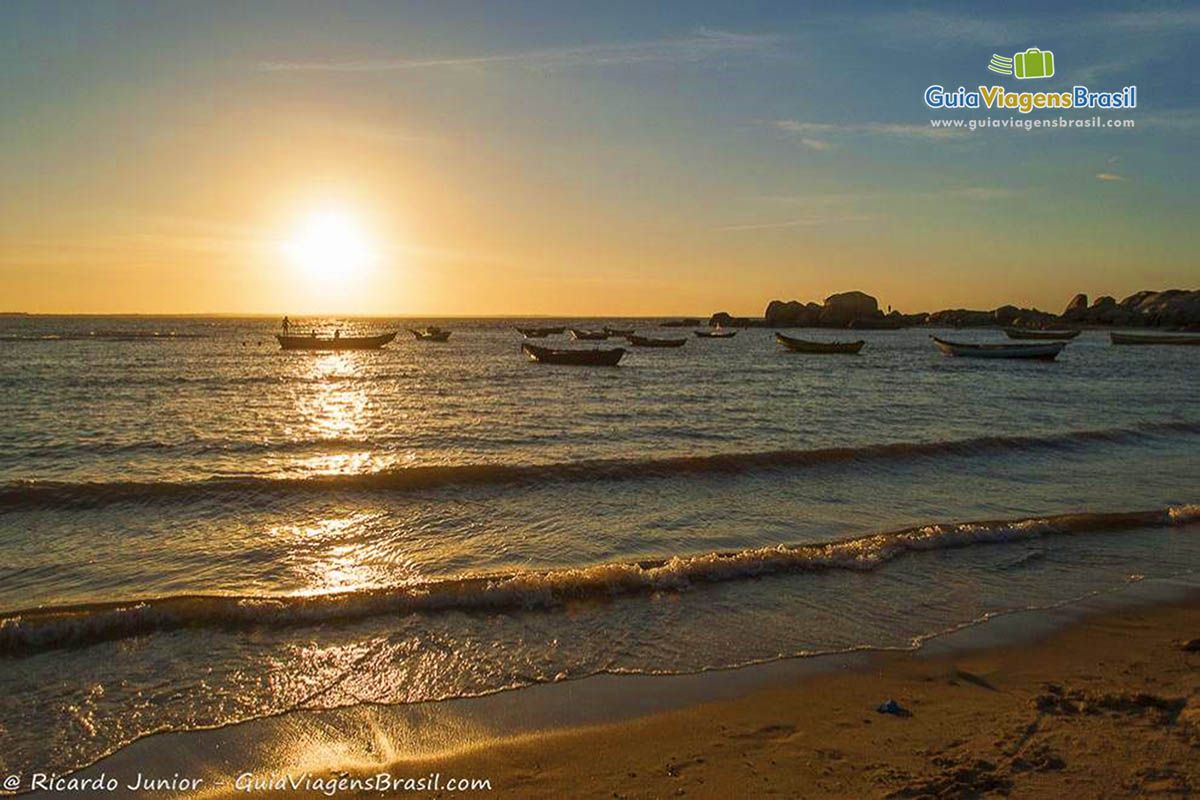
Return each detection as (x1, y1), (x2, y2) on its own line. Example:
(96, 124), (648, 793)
(711, 289), (1199, 330)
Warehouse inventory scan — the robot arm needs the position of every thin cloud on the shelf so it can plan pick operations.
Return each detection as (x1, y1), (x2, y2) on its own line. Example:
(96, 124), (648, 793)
(716, 214), (877, 232)
(1091, 9), (1200, 31)
(799, 137), (835, 151)
(859, 11), (1034, 46)
(261, 29), (788, 73)
(776, 120), (966, 141)
(1095, 173), (1126, 181)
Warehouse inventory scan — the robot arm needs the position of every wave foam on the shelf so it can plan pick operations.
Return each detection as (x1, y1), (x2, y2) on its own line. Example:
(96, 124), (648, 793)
(2, 505), (1194, 657)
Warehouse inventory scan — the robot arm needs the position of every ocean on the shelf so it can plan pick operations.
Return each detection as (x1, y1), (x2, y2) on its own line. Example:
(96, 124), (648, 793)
(1, 315), (1197, 778)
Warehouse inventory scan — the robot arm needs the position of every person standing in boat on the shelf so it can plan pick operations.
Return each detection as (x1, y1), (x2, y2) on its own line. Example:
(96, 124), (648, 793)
(281, 316), (291, 334)
(334, 329), (340, 340)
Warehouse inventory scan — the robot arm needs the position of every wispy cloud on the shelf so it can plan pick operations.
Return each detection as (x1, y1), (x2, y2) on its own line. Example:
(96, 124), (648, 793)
(716, 214), (877, 232)
(859, 11), (1035, 46)
(860, 8), (1200, 47)
(260, 29), (787, 73)
(1090, 9), (1200, 32)
(798, 137), (835, 151)
(1095, 173), (1126, 181)
(775, 120), (965, 142)
(1135, 111), (1200, 131)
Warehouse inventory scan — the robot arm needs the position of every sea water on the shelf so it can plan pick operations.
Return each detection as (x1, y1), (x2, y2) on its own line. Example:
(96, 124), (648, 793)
(1, 315), (1197, 776)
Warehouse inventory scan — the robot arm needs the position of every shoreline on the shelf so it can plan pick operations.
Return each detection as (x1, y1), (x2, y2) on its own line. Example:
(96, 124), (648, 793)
(24, 575), (1199, 799)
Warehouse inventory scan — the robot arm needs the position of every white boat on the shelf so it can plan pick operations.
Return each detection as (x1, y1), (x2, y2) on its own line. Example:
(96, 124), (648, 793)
(931, 336), (1066, 360)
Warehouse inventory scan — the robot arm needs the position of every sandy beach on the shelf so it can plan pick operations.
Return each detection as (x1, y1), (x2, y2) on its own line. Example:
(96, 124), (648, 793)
(199, 591), (1200, 800)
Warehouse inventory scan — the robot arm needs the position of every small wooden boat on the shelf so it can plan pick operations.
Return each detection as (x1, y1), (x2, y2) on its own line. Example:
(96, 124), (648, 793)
(410, 327), (451, 342)
(775, 332), (864, 354)
(569, 329), (610, 341)
(516, 326), (564, 338)
(1004, 327), (1081, 340)
(931, 336), (1065, 360)
(603, 326), (635, 336)
(1110, 332), (1200, 346)
(522, 343), (625, 366)
(695, 329), (738, 338)
(276, 332), (396, 351)
(626, 334), (687, 348)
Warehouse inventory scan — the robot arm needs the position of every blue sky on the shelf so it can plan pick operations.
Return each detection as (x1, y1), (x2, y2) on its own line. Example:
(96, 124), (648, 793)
(2, 1), (1196, 314)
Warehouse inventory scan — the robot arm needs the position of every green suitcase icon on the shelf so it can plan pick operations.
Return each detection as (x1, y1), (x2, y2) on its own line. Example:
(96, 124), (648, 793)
(1014, 48), (1054, 79)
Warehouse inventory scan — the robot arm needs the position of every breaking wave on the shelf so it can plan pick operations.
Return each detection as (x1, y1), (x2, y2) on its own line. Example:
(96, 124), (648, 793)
(2, 505), (1196, 656)
(2, 421), (1198, 511)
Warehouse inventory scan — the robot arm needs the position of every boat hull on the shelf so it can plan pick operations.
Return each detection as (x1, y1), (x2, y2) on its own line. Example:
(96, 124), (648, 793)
(626, 335), (686, 348)
(410, 329), (451, 342)
(276, 333), (396, 351)
(568, 329), (610, 341)
(932, 336), (1065, 360)
(775, 332), (865, 354)
(1004, 327), (1081, 340)
(1110, 332), (1200, 346)
(522, 343), (625, 366)
(695, 330), (737, 338)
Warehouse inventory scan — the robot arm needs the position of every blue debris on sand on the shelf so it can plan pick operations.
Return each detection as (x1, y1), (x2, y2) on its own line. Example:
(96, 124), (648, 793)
(876, 699), (906, 715)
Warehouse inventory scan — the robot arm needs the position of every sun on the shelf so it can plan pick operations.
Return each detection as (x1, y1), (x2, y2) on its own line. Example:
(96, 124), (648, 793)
(282, 209), (377, 281)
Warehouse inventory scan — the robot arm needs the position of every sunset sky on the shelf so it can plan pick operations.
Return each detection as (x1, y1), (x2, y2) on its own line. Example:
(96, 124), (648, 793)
(2, 1), (1196, 316)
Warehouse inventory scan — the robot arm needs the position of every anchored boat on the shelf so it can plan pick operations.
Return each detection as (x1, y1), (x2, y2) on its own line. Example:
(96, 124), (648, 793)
(410, 327), (451, 342)
(1004, 327), (1081, 340)
(275, 332), (396, 351)
(569, 329), (610, 341)
(1110, 332), (1200, 346)
(522, 343), (626, 366)
(516, 326), (565, 338)
(932, 336), (1065, 360)
(626, 334), (686, 348)
(695, 329), (738, 338)
(775, 332), (865, 354)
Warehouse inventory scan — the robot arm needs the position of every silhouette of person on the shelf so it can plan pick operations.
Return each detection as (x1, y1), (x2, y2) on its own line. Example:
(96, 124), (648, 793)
(281, 316), (290, 334)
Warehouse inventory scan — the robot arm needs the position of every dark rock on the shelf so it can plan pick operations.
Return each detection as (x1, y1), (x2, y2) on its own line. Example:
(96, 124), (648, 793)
(819, 291), (879, 327)
(927, 309), (994, 327)
(1120, 290), (1156, 309)
(993, 305), (1022, 325)
(764, 300), (820, 327)
(1064, 293), (1088, 316)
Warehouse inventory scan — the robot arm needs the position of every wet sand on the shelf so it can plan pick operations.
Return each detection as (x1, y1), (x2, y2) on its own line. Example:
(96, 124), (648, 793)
(191, 588), (1200, 799)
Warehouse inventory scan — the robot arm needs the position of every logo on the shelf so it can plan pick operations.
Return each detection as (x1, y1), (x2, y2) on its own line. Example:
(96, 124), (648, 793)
(923, 44), (1136, 114)
(989, 48), (1055, 79)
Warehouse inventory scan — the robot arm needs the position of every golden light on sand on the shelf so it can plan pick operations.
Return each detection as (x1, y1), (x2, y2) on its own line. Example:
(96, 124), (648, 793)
(282, 209), (377, 283)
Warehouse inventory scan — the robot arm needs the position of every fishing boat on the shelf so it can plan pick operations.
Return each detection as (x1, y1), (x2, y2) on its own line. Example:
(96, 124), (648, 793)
(522, 343), (625, 366)
(626, 334), (687, 348)
(775, 332), (865, 354)
(1004, 327), (1082, 340)
(603, 326), (635, 336)
(276, 332), (396, 351)
(1110, 332), (1200, 346)
(569, 329), (609, 341)
(410, 327), (451, 342)
(931, 336), (1065, 360)
(695, 329), (738, 338)
(516, 326), (565, 338)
